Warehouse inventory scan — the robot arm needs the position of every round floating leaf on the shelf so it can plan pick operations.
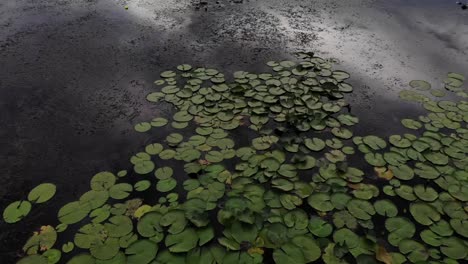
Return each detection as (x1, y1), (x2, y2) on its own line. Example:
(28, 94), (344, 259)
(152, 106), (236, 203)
(3, 200), (31, 224)
(308, 217), (333, 237)
(333, 228), (359, 249)
(160, 71), (176, 78)
(414, 163), (440, 179)
(180, 149), (201, 162)
(409, 203), (440, 225)
(66, 253), (96, 264)
(383, 152), (406, 166)
(133, 160), (155, 175)
(155, 167), (173, 180)
(374, 199), (398, 217)
(363, 135), (387, 150)
(398, 240), (428, 263)
(80, 190), (109, 209)
(145, 143), (163, 155)
(137, 212), (163, 238)
(90, 237), (120, 260)
(389, 135), (412, 148)
(27, 183), (56, 204)
(413, 185), (438, 202)
(58, 201), (90, 224)
(291, 235), (321, 262)
(424, 152), (449, 165)
(134, 180), (151, 191)
(125, 239), (158, 264)
(307, 193), (334, 212)
(17, 255), (48, 264)
(91, 172), (116, 191)
(385, 217), (416, 246)
(440, 237), (467, 260)
(409, 80), (431, 91)
(449, 219), (468, 238)
(364, 153), (386, 167)
(43, 249), (61, 264)
(205, 151), (223, 163)
(395, 185), (417, 201)
(166, 133), (183, 145)
(430, 220), (453, 237)
(165, 228), (198, 253)
(346, 199), (375, 220)
(134, 122), (151, 132)
(173, 111), (193, 122)
(389, 165), (414, 180)
(23, 225), (57, 254)
(331, 127), (353, 139)
(159, 149), (176, 160)
(401, 119), (422, 130)
(109, 183), (133, 199)
(151, 118), (168, 127)
(252, 136), (278, 150)
(177, 64), (192, 71)
(156, 178), (177, 192)
(105, 216), (133, 238)
(421, 229), (443, 247)
(273, 244), (305, 264)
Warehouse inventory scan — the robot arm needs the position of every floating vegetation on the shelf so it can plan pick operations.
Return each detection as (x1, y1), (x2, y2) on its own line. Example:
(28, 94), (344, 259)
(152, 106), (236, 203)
(5, 52), (468, 263)
(3, 183), (56, 224)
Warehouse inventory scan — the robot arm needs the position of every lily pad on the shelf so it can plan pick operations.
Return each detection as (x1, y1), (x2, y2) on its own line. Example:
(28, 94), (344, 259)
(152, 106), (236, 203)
(3, 200), (32, 224)
(409, 203), (440, 225)
(27, 183), (56, 204)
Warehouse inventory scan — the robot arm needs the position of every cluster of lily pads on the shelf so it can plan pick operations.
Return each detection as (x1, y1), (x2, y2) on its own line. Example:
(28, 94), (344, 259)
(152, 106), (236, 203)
(6, 52), (468, 264)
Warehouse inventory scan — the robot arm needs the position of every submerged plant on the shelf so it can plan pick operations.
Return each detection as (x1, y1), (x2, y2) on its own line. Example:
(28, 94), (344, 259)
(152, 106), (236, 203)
(5, 52), (468, 263)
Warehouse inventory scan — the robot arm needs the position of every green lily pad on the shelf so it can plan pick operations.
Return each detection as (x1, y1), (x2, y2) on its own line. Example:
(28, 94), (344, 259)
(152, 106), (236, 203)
(109, 183), (133, 199)
(449, 219), (468, 238)
(364, 153), (386, 166)
(134, 122), (151, 132)
(346, 199), (375, 220)
(125, 239), (158, 264)
(385, 217), (416, 246)
(307, 193), (334, 212)
(374, 199), (398, 217)
(151, 117), (168, 127)
(165, 228), (198, 253)
(134, 180), (151, 191)
(3, 200), (31, 224)
(333, 228), (359, 249)
(17, 255), (48, 264)
(363, 135), (387, 150)
(389, 164), (414, 180)
(252, 136), (278, 150)
(27, 183), (56, 204)
(23, 225), (57, 254)
(304, 138), (326, 152)
(156, 178), (177, 192)
(331, 127), (353, 139)
(440, 237), (467, 259)
(410, 203), (440, 225)
(409, 80), (431, 90)
(413, 185), (438, 202)
(43, 249), (62, 264)
(90, 172), (116, 191)
(308, 216), (333, 237)
(398, 240), (428, 263)
(155, 167), (173, 180)
(58, 201), (90, 224)
(401, 119), (422, 130)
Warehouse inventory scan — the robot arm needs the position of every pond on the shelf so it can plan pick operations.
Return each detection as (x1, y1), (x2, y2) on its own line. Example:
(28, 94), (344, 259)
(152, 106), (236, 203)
(1, 0), (468, 264)
(5, 52), (468, 264)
